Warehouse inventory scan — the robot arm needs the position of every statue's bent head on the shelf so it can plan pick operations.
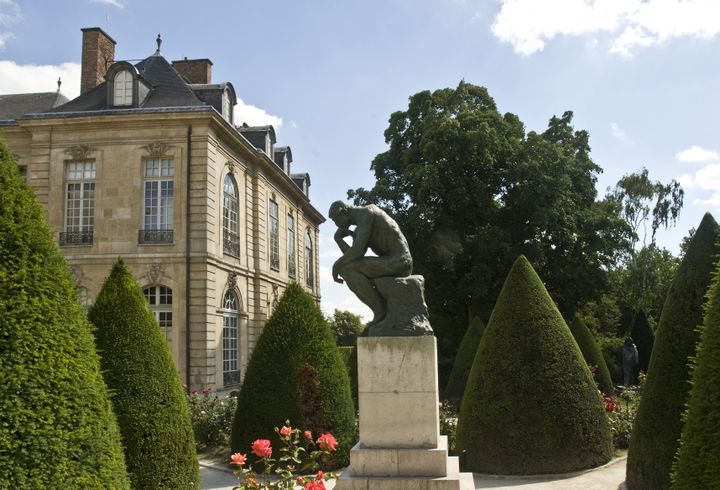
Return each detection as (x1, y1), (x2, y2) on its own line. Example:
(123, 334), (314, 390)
(329, 201), (351, 228)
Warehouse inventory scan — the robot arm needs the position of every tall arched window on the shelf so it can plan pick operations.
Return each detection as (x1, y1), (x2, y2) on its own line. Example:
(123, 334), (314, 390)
(305, 230), (314, 289)
(223, 174), (240, 257)
(143, 285), (172, 343)
(113, 69), (133, 106)
(222, 290), (240, 386)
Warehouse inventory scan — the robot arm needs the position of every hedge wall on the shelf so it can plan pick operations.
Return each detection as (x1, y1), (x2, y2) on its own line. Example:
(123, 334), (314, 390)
(627, 213), (720, 490)
(0, 137), (129, 488)
(457, 256), (612, 474)
(89, 259), (199, 489)
(231, 283), (356, 467)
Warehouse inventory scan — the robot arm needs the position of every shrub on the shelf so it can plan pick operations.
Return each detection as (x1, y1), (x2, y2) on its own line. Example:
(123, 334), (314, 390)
(599, 336), (624, 385)
(570, 314), (615, 395)
(457, 256), (612, 474)
(188, 388), (238, 448)
(627, 213), (720, 490)
(231, 283), (356, 467)
(671, 258), (720, 489)
(337, 346), (358, 410)
(445, 316), (485, 407)
(0, 137), (129, 488)
(89, 259), (199, 489)
(439, 400), (459, 456)
(630, 310), (654, 377)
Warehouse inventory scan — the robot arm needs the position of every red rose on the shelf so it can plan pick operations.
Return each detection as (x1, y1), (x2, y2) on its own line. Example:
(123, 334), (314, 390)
(230, 453), (247, 466)
(280, 425), (292, 437)
(304, 481), (326, 490)
(251, 439), (272, 458)
(304, 430), (312, 439)
(316, 470), (324, 480)
(316, 433), (338, 452)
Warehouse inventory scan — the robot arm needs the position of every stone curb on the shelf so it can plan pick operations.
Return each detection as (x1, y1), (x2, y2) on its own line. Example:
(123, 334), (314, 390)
(471, 455), (627, 481)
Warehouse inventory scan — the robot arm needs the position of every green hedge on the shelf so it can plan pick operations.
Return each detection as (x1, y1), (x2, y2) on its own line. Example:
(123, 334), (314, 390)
(627, 213), (720, 490)
(569, 315), (614, 395)
(457, 256), (612, 474)
(445, 316), (485, 407)
(231, 283), (356, 467)
(630, 310), (654, 377)
(89, 259), (199, 489)
(0, 137), (129, 488)
(599, 336), (624, 385)
(338, 345), (358, 410)
(671, 258), (720, 489)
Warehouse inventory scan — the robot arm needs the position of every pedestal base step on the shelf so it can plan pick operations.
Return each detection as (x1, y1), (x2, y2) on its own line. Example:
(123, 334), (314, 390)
(350, 437), (451, 477)
(336, 456), (474, 490)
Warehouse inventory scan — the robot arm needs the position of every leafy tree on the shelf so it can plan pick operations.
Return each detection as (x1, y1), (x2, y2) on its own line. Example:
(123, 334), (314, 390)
(626, 213), (720, 490)
(89, 259), (199, 489)
(569, 315), (614, 395)
(457, 256), (612, 474)
(232, 283), (355, 467)
(444, 316), (485, 406)
(349, 81), (631, 329)
(0, 137), (129, 488)
(671, 257), (720, 489)
(328, 309), (365, 346)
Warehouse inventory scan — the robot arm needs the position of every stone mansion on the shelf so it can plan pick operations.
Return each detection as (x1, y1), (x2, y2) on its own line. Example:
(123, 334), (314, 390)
(0, 27), (324, 390)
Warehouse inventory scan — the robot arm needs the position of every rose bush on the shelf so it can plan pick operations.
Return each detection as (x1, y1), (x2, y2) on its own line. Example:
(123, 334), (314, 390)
(232, 421), (338, 490)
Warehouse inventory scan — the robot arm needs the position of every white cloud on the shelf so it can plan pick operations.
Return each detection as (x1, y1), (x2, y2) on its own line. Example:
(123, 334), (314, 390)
(0, 60), (82, 98)
(677, 173), (695, 189)
(234, 97), (282, 129)
(610, 121), (629, 141)
(693, 193), (720, 209)
(89, 0), (124, 7)
(676, 145), (719, 163)
(491, 0), (720, 57)
(692, 163), (720, 190)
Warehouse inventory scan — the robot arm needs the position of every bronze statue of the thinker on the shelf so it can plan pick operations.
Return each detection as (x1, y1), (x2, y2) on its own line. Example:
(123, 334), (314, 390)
(329, 201), (432, 336)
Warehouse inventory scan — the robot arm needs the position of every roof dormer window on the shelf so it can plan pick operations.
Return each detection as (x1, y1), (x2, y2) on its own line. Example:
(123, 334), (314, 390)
(222, 88), (232, 124)
(113, 69), (133, 106)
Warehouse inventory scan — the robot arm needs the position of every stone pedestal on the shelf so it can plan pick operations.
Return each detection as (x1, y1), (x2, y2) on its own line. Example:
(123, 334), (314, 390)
(336, 337), (474, 490)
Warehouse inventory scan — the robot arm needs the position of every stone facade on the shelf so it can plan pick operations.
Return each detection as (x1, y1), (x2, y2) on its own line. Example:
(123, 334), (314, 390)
(0, 28), (323, 391)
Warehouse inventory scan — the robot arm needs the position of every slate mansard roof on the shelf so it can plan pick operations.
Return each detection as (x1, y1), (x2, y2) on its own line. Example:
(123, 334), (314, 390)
(0, 92), (69, 121)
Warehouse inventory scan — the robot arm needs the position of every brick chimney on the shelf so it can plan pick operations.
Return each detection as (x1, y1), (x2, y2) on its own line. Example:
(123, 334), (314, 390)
(80, 27), (116, 95)
(171, 58), (213, 84)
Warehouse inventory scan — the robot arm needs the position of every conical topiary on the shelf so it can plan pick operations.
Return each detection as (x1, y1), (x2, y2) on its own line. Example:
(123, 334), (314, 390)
(0, 137), (129, 488)
(457, 256), (612, 474)
(627, 213), (720, 490)
(671, 259), (720, 489)
(231, 283), (356, 466)
(630, 310), (654, 377)
(89, 259), (199, 489)
(569, 314), (615, 395)
(445, 316), (485, 407)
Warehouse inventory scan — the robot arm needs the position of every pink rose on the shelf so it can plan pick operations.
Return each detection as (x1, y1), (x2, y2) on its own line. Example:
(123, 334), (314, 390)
(230, 453), (247, 466)
(304, 481), (326, 490)
(251, 439), (272, 458)
(316, 470), (324, 480)
(304, 430), (312, 439)
(280, 425), (292, 437)
(316, 433), (338, 452)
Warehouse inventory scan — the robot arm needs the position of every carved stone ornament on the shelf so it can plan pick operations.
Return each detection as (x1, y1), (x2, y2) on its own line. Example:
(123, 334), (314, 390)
(227, 272), (238, 290)
(141, 142), (172, 158)
(64, 144), (96, 160)
(69, 265), (84, 287)
(146, 263), (163, 284)
(227, 161), (236, 175)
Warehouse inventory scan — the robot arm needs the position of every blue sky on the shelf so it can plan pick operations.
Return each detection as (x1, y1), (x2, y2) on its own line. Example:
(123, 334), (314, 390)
(2, 0), (719, 319)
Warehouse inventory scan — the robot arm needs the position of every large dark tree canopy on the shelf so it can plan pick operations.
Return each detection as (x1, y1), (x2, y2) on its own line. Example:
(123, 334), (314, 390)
(349, 82), (631, 319)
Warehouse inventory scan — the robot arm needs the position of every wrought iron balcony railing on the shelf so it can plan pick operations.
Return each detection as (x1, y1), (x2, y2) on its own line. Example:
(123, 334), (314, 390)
(139, 229), (174, 244)
(59, 230), (93, 246)
(224, 232), (240, 257)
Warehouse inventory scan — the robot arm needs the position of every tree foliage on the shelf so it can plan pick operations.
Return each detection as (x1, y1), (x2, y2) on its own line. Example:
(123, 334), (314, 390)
(89, 259), (199, 489)
(0, 137), (129, 488)
(627, 213), (720, 490)
(231, 283), (356, 467)
(328, 309), (365, 347)
(630, 310), (655, 377)
(457, 256), (612, 474)
(671, 256), (720, 489)
(349, 81), (631, 325)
